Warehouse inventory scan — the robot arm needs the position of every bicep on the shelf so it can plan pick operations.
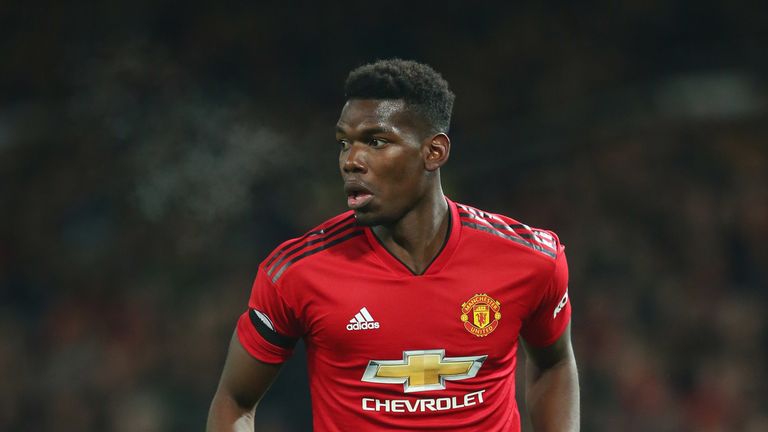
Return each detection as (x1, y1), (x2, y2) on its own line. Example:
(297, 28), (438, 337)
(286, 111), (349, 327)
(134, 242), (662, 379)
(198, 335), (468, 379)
(522, 321), (574, 371)
(216, 331), (283, 409)
(521, 323), (580, 431)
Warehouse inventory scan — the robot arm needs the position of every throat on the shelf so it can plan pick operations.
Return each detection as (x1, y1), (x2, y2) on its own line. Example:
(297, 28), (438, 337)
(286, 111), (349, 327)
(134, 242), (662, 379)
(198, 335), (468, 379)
(371, 205), (451, 275)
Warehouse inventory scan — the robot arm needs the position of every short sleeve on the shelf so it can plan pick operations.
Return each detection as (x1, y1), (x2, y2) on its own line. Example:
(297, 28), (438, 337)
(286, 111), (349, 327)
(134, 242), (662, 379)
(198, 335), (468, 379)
(236, 265), (303, 364)
(520, 243), (571, 348)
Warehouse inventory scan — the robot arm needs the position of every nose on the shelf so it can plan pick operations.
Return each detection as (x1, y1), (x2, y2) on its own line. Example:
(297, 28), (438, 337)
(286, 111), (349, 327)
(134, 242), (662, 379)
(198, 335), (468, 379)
(342, 143), (367, 174)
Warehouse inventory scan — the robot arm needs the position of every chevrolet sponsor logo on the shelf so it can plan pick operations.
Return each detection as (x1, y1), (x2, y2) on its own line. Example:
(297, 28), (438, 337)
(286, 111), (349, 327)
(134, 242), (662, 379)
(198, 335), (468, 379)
(362, 390), (486, 413)
(361, 349), (487, 393)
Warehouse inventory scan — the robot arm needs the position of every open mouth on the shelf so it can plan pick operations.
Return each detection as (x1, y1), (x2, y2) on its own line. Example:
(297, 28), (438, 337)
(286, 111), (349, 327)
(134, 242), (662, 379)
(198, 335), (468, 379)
(347, 191), (374, 209)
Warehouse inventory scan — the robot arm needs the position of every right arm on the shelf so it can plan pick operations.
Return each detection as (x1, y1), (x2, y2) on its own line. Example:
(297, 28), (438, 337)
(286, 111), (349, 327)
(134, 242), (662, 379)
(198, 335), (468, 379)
(207, 332), (283, 432)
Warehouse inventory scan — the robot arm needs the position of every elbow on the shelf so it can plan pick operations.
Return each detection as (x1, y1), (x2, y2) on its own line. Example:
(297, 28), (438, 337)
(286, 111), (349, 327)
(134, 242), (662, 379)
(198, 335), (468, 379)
(207, 390), (257, 432)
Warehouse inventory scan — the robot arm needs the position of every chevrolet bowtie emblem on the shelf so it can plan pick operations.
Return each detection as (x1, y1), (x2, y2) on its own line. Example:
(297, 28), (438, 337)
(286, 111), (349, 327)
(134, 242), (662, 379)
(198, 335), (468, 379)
(361, 349), (487, 393)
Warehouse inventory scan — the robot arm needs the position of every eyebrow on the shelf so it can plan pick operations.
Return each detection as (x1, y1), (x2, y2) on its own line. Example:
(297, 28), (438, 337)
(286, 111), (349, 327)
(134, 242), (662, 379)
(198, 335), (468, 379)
(335, 125), (394, 135)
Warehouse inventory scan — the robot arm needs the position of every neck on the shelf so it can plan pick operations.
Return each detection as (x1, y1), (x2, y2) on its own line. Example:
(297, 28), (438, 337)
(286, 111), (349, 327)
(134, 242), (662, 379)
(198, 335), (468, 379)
(371, 188), (450, 275)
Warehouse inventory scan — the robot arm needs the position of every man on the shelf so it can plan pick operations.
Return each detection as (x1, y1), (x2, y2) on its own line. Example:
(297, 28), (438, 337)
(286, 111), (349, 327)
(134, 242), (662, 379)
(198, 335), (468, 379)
(208, 59), (579, 431)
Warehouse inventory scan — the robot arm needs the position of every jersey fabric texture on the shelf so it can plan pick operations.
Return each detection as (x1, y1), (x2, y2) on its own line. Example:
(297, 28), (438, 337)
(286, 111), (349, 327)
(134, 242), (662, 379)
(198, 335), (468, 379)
(236, 199), (571, 431)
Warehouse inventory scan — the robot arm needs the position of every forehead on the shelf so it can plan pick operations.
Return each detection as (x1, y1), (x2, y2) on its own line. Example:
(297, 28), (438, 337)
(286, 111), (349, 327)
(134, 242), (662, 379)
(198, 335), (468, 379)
(336, 99), (417, 133)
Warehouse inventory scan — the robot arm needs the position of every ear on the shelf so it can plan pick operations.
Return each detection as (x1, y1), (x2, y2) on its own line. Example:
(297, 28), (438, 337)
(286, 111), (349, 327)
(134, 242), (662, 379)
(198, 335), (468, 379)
(424, 133), (451, 171)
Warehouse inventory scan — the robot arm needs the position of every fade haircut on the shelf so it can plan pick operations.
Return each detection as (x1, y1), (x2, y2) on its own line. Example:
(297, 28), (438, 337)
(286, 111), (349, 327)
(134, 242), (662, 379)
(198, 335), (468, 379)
(344, 59), (455, 133)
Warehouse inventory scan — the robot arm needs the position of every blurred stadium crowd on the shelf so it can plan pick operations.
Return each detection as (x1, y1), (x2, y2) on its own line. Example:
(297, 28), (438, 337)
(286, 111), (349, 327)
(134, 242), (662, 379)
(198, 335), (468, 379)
(1, 2), (767, 431)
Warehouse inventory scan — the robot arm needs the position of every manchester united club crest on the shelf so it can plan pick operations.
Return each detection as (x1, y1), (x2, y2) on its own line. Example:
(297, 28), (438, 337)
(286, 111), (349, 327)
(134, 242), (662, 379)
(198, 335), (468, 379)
(460, 294), (501, 337)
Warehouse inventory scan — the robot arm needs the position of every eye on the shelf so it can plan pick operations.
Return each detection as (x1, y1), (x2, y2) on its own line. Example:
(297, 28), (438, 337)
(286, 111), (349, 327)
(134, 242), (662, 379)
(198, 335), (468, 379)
(369, 138), (387, 147)
(338, 139), (350, 150)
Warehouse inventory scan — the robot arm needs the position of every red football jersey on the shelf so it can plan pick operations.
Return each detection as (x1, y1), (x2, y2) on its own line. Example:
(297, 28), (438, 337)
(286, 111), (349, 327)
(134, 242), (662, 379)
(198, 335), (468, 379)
(236, 199), (571, 431)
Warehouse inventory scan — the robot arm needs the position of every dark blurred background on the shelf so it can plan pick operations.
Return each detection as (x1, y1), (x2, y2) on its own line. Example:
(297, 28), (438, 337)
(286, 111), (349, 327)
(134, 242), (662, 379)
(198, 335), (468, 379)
(2, 1), (767, 431)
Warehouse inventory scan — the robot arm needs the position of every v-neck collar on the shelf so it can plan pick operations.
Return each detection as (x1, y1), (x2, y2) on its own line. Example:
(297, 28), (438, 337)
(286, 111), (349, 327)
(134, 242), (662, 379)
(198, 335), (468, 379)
(363, 198), (462, 277)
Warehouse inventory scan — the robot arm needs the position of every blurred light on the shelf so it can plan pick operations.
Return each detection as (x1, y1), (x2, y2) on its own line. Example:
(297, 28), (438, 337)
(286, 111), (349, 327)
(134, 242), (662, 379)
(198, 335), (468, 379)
(656, 71), (764, 119)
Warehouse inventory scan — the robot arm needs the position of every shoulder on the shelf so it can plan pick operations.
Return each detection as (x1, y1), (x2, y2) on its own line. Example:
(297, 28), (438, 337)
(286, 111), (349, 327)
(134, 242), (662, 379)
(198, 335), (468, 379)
(259, 211), (364, 284)
(455, 202), (562, 261)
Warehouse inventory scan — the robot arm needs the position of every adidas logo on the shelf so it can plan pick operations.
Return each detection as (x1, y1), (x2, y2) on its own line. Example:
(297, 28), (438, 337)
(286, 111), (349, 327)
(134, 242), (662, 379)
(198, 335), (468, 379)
(346, 307), (380, 331)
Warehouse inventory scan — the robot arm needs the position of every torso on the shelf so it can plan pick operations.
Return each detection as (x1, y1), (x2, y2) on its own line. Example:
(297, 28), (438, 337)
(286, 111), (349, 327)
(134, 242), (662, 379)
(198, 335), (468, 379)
(266, 199), (562, 431)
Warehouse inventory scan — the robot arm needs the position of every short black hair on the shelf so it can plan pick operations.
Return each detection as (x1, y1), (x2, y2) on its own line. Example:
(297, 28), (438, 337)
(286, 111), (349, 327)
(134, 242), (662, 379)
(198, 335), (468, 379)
(344, 59), (455, 133)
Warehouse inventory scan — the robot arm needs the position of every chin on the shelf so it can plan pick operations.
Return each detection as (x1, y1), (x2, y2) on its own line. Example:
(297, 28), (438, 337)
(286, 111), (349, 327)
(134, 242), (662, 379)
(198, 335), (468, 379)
(352, 208), (395, 227)
(352, 211), (379, 226)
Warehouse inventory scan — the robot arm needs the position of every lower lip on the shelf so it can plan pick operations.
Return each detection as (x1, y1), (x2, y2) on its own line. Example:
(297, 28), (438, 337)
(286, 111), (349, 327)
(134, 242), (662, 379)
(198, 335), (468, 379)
(347, 193), (374, 210)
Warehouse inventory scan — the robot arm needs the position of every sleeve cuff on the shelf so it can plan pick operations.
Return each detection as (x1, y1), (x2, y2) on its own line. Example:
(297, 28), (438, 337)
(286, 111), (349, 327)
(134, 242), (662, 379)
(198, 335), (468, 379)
(236, 312), (294, 364)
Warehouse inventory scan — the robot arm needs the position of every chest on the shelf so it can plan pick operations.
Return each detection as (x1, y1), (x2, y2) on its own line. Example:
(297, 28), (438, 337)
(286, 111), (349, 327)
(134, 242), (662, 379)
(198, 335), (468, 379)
(295, 253), (547, 362)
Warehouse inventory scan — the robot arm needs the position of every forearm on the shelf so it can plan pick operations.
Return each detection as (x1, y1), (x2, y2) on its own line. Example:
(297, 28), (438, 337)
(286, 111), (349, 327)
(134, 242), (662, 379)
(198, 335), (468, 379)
(525, 356), (580, 432)
(206, 391), (256, 432)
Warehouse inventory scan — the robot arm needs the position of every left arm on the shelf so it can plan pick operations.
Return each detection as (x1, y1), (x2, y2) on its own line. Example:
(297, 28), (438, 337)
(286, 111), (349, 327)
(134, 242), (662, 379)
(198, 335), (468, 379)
(521, 322), (579, 432)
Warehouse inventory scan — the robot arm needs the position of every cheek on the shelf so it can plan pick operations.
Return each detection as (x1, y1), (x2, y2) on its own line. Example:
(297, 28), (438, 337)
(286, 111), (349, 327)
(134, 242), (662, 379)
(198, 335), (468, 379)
(379, 151), (423, 188)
